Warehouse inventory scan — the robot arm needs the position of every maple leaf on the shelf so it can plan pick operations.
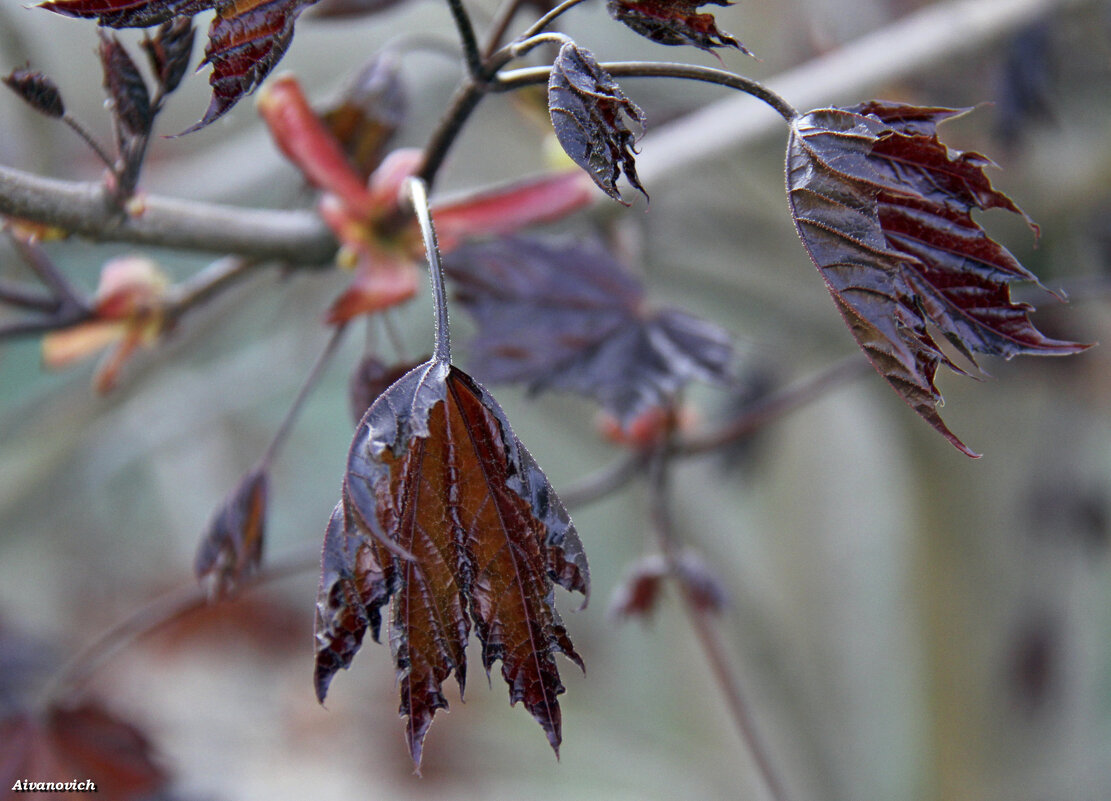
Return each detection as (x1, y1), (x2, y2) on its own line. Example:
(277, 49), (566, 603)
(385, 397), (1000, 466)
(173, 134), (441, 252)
(444, 235), (734, 427)
(548, 42), (647, 204)
(315, 179), (589, 769)
(786, 101), (1088, 456)
(1, 702), (168, 801)
(194, 467), (269, 599)
(39, 0), (317, 133)
(606, 0), (751, 55)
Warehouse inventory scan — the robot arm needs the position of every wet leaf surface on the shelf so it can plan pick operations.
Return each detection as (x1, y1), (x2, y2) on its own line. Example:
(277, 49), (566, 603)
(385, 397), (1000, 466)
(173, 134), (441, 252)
(786, 101), (1088, 456)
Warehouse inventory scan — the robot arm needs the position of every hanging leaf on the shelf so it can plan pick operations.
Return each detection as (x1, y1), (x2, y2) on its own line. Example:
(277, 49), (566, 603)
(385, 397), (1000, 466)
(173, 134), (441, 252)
(606, 0), (750, 55)
(141, 19), (196, 94)
(3, 67), (65, 118)
(548, 42), (647, 204)
(316, 361), (589, 766)
(194, 467), (269, 599)
(444, 235), (733, 427)
(40, 0), (318, 134)
(322, 52), (406, 181)
(786, 101), (1088, 456)
(316, 178), (588, 769)
(1, 702), (168, 801)
(609, 550), (728, 622)
(99, 31), (153, 140)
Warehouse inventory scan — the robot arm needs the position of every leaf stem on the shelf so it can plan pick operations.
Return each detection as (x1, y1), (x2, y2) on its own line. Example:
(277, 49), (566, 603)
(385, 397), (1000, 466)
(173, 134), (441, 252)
(258, 324), (349, 471)
(646, 431), (790, 801)
(446, 0), (484, 79)
(495, 61), (799, 121)
(61, 113), (117, 171)
(36, 543), (321, 707)
(517, 0), (591, 41)
(407, 177), (451, 365)
(481, 0), (527, 59)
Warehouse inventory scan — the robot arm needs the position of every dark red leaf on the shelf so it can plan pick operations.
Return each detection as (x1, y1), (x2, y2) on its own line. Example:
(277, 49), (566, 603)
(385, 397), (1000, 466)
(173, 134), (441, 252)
(1, 702), (167, 801)
(194, 468), (269, 598)
(322, 52), (406, 181)
(548, 42), (647, 204)
(183, 0), (318, 134)
(2, 68), (65, 118)
(99, 32), (153, 139)
(609, 550), (727, 622)
(315, 359), (589, 768)
(41, 0), (215, 28)
(786, 101), (1088, 456)
(606, 0), (750, 55)
(444, 236), (734, 427)
(141, 18), (196, 94)
(348, 355), (424, 424)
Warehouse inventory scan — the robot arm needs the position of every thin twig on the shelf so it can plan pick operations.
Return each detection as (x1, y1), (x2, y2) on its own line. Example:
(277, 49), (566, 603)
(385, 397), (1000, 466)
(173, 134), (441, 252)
(37, 542), (322, 707)
(646, 430), (790, 801)
(517, 0), (592, 41)
(61, 114), (116, 171)
(560, 451), (647, 508)
(163, 256), (265, 324)
(446, 0), (484, 79)
(259, 324), (349, 470)
(495, 61), (799, 121)
(481, 0), (527, 59)
(0, 280), (57, 312)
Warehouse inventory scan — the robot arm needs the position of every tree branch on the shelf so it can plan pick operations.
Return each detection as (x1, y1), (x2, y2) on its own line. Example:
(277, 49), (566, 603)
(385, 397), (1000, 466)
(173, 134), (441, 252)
(0, 163), (336, 264)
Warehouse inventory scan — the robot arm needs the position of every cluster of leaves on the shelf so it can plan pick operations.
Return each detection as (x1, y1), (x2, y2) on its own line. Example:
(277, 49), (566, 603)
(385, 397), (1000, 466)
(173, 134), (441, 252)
(0, 0), (1091, 781)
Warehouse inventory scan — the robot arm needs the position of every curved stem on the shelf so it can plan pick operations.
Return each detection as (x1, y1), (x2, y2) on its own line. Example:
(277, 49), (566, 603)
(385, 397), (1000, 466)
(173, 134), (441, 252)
(415, 82), (486, 190)
(259, 324), (348, 470)
(407, 177), (451, 364)
(37, 543), (321, 706)
(62, 114), (116, 171)
(517, 0), (591, 41)
(481, 0), (527, 59)
(496, 61), (799, 121)
(446, 0), (484, 78)
(646, 432), (790, 801)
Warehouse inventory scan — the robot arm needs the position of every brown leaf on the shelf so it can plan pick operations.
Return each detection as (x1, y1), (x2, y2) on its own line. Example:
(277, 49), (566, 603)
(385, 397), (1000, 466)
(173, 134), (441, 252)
(606, 0), (751, 55)
(548, 42), (647, 204)
(609, 550), (727, 622)
(41, 0), (214, 28)
(194, 468), (269, 599)
(444, 236), (734, 427)
(315, 359), (589, 768)
(3, 67), (65, 118)
(1, 703), (167, 801)
(786, 102), (1088, 456)
(141, 18), (196, 94)
(322, 52), (406, 181)
(99, 31), (153, 140)
(348, 355), (424, 424)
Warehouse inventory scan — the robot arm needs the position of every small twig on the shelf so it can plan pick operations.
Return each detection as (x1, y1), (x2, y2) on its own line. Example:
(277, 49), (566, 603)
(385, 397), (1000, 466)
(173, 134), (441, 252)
(163, 256), (265, 324)
(259, 324), (349, 470)
(646, 427), (790, 801)
(446, 0), (484, 79)
(560, 451), (648, 508)
(7, 228), (88, 310)
(481, 0), (527, 59)
(37, 542), (322, 707)
(61, 113), (116, 171)
(0, 279), (57, 312)
(495, 61), (799, 121)
(679, 354), (871, 455)
(517, 0), (591, 41)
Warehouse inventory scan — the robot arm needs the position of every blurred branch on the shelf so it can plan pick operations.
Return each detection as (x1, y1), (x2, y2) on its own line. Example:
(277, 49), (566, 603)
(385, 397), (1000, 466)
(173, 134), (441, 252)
(0, 163), (336, 263)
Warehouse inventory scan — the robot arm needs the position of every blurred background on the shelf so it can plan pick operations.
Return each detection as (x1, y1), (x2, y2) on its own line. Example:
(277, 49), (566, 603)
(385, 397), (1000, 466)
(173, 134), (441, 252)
(2, 0), (1111, 798)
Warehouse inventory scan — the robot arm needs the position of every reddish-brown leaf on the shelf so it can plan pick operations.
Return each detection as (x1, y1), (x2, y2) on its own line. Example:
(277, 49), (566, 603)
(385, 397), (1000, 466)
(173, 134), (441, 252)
(606, 0), (750, 55)
(315, 359), (588, 768)
(348, 355), (424, 424)
(99, 31), (153, 140)
(184, 0), (319, 134)
(444, 236), (733, 427)
(548, 42), (647, 204)
(1, 703), (167, 801)
(41, 0), (214, 28)
(3, 68), (65, 118)
(322, 52), (406, 181)
(609, 550), (728, 622)
(786, 102), (1088, 456)
(141, 18), (196, 93)
(194, 467), (269, 598)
